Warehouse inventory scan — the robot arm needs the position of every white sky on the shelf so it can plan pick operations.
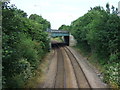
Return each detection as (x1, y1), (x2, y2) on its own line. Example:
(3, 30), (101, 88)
(10, 0), (119, 29)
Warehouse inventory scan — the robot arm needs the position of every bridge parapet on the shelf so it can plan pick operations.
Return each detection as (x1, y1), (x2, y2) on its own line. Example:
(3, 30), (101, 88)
(47, 29), (69, 37)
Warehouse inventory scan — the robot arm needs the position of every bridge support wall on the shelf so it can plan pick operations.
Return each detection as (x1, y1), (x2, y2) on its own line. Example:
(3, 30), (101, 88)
(69, 34), (77, 46)
(64, 36), (69, 46)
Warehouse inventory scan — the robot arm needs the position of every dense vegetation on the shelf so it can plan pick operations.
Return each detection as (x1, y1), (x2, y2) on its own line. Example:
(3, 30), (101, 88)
(58, 24), (70, 31)
(59, 4), (120, 88)
(2, 2), (50, 88)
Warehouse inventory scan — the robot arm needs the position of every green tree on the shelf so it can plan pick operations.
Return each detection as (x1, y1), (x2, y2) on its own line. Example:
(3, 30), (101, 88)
(2, 2), (51, 88)
(58, 24), (70, 31)
(64, 4), (120, 87)
(29, 14), (51, 31)
(106, 3), (110, 13)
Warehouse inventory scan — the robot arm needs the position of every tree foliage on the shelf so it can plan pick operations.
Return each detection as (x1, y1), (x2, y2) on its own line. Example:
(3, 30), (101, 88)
(29, 14), (51, 31)
(2, 2), (51, 88)
(59, 4), (120, 87)
(58, 24), (70, 31)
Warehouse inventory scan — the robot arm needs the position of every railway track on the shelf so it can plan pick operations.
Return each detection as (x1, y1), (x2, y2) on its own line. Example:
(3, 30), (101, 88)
(54, 44), (65, 88)
(64, 46), (91, 88)
(43, 43), (91, 88)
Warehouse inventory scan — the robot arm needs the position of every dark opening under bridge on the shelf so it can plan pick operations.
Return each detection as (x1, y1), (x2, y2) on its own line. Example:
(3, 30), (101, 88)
(47, 29), (70, 46)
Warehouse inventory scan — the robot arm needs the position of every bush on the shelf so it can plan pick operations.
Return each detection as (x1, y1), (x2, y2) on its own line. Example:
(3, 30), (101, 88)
(104, 62), (120, 88)
(16, 34), (39, 68)
(2, 2), (50, 88)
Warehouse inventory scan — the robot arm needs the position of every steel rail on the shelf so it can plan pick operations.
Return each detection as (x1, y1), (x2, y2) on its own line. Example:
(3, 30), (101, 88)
(64, 46), (92, 89)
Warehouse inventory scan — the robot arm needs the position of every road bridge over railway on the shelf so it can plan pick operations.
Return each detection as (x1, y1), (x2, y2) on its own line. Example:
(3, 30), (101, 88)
(47, 29), (70, 46)
(50, 30), (69, 37)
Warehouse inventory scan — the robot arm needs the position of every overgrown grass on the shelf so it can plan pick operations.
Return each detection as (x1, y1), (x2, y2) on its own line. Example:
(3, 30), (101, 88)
(74, 44), (91, 57)
(24, 50), (54, 88)
(73, 44), (104, 73)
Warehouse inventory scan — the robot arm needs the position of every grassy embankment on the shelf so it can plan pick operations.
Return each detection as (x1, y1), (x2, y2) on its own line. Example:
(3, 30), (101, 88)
(25, 51), (54, 88)
(73, 45), (119, 89)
